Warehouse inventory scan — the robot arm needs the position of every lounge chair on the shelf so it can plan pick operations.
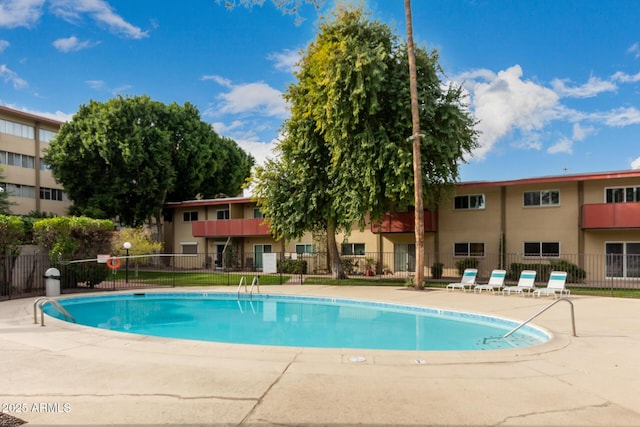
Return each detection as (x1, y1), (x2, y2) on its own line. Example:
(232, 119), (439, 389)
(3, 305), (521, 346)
(534, 271), (569, 298)
(502, 270), (537, 296)
(446, 268), (478, 292)
(473, 269), (506, 293)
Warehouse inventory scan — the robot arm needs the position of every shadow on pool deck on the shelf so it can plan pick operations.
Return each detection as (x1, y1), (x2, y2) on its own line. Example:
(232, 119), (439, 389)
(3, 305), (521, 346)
(1, 285), (639, 426)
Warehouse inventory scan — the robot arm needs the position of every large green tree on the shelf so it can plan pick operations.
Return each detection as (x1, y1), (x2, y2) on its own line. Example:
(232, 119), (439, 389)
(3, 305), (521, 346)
(221, 1), (436, 288)
(45, 96), (254, 234)
(253, 5), (477, 279)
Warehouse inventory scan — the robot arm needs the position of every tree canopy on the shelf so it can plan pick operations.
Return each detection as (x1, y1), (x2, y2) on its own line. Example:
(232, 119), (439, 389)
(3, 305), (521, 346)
(252, 5), (478, 278)
(44, 95), (254, 228)
(0, 167), (13, 215)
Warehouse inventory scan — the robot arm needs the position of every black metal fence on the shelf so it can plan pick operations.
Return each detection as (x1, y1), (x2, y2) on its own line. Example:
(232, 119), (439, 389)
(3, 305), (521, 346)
(2, 251), (639, 300)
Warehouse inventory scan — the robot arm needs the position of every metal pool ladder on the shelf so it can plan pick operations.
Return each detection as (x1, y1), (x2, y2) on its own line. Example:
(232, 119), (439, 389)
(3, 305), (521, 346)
(237, 275), (260, 299)
(503, 297), (576, 338)
(33, 297), (76, 327)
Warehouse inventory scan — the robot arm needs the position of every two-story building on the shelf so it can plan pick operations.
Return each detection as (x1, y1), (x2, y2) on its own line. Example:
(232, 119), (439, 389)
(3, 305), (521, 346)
(0, 105), (68, 216)
(163, 169), (640, 284)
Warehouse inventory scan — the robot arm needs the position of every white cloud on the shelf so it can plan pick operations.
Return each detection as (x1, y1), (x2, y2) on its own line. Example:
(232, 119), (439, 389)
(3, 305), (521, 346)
(267, 49), (300, 73)
(628, 42), (640, 59)
(592, 107), (640, 127)
(0, 64), (27, 89)
(202, 75), (287, 118)
(459, 65), (560, 159)
(210, 120), (245, 134)
(84, 79), (132, 95)
(85, 79), (105, 89)
(235, 137), (279, 167)
(631, 156), (640, 170)
(572, 123), (595, 141)
(547, 136), (573, 154)
(208, 81), (287, 118)
(49, 0), (148, 39)
(611, 71), (640, 83)
(0, 40), (9, 53)
(0, 0), (45, 28)
(0, 0), (146, 38)
(551, 76), (617, 98)
(452, 65), (640, 162)
(53, 35), (98, 52)
(454, 68), (497, 83)
(201, 74), (233, 88)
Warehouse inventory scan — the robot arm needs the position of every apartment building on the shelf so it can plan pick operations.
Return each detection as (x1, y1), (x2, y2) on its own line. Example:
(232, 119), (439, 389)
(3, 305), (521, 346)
(164, 169), (640, 284)
(0, 105), (68, 216)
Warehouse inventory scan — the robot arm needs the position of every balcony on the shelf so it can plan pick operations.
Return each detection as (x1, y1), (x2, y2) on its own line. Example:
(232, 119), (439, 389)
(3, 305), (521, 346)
(582, 203), (640, 229)
(192, 218), (271, 237)
(371, 210), (437, 233)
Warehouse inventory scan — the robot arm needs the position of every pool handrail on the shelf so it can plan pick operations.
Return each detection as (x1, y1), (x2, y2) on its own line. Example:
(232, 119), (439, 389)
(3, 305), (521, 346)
(33, 297), (76, 326)
(503, 297), (576, 338)
(237, 275), (260, 299)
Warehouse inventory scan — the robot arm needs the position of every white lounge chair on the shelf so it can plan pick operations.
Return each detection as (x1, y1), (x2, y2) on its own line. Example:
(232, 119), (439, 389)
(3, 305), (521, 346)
(473, 269), (506, 293)
(502, 270), (537, 296)
(534, 271), (570, 298)
(446, 268), (478, 292)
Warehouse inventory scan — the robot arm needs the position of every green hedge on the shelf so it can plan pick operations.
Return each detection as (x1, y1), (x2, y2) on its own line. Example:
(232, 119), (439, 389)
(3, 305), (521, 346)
(509, 259), (586, 283)
(455, 258), (479, 275)
(278, 259), (308, 274)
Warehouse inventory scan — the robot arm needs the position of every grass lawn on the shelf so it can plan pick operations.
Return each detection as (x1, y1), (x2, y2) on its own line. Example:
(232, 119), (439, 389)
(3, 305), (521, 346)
(108, 270), (289, 286)
(103, 271), (640, 298)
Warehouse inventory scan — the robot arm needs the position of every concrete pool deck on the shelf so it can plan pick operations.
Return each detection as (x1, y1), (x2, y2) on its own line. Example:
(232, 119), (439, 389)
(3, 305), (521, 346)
(1, 285), (639, 426)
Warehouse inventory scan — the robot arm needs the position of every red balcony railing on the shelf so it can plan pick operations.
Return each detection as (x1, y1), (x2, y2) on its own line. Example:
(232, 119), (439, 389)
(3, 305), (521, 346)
(582, 203), (640, 229)
(371, 210), (437, 233)
(192, 218), (271, 237)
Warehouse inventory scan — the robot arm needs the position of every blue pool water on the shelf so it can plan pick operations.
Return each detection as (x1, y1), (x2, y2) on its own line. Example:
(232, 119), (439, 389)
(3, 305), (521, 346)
(44, 293), (549, 351)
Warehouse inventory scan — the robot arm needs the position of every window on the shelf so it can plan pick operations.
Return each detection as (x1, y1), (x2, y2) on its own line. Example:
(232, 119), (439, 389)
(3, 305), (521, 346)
(606, 187), (640, 203)
(606, 242), (640, 278)
(39, 128), (57, 143)
(454, 242), (485, 257)
(295, 244), (313, 254)
(2, 152), (35, 169)
(524, 242), (560, 257)
(253, 208), (264, 219)
(216, 209), (230, 220)
(341, 243), (365, 256)
(39, 187), (66, 201)
(0, 119), (35, 139)
(523, 190), (560, 207)
(454, 194), (485, 210)
(182, 211), (198, 222)
(181, 243), (198, 254)
(4, 183), (35, 198)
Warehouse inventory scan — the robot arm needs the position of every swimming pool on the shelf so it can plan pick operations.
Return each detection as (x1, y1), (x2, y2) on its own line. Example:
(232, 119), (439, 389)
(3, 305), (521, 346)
(44, 292), (549, 351)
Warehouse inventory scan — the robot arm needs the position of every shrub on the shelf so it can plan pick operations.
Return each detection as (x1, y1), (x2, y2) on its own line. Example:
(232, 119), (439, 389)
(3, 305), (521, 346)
(278, 259), (308, 274)
(33, 216), (115, 288)
(508, 263), (550, 282)
(550, 259), (586, 283)
(509, 260), (586, 284)
(431, 262), (444, 279)
(455, 258), (479, 275)
(341, 257), (358, 274)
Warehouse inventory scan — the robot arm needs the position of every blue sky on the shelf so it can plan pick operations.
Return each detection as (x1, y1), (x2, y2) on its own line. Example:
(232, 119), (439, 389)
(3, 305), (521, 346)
(1, 0), (640, 183)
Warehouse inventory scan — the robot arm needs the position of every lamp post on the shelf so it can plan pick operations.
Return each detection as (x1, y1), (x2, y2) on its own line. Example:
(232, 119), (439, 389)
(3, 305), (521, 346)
(123, 242), (131, 284)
